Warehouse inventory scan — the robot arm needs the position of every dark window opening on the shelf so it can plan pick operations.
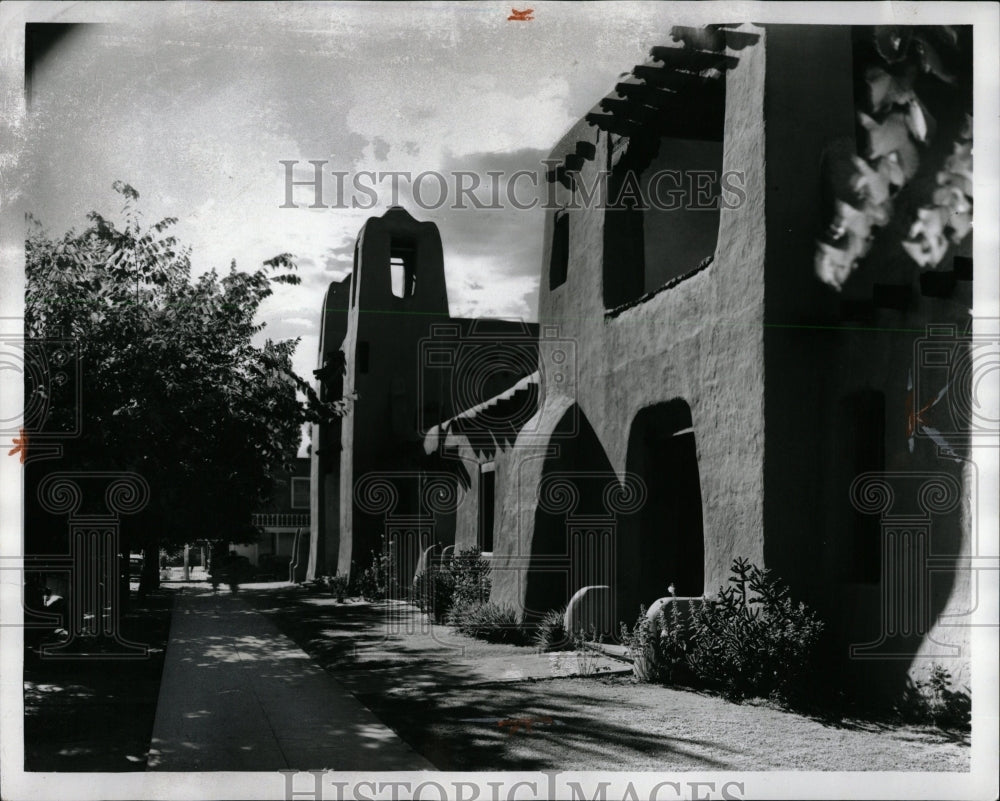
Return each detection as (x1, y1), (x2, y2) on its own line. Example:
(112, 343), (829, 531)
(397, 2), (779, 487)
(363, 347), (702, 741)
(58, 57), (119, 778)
(290, 477), (310, 509)
(953, 256), (972, 281)
(549, 209), (569, 289)
(478, 466), (496, 552)
(842, 389), (885, 584)
(390, 241), (417, 299)
(357, 341), (370, 375)
(603, 134), (723, 310)
(919, 271), (957, 298)
(350, 241), (359, 307)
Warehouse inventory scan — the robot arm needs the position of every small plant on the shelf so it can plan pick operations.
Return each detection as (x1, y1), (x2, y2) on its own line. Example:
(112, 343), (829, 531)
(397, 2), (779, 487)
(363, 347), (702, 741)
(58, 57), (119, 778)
(534, 608), (571, 652)
(620, 606), (666, 683)
(573, 626), (604, 676)
(413, 553), (458, 623)
(357, 535), (398, 602)
(898, 664), (971, 729)
(450, 600), (526, 643)
(326, 573), (350, 602)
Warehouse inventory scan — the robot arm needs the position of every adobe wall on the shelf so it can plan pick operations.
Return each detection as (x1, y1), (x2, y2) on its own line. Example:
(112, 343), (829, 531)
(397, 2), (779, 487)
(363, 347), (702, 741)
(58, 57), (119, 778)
(760, 25), (973, 694)
(335, 209), (539, 581)
(337, 207), (452, 576)
(307, 276), (350, 580)
(489, 24), (770, 621)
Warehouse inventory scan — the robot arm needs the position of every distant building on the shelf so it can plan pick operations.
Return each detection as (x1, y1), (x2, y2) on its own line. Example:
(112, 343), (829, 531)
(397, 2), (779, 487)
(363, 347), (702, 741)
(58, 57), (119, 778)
(306, 207), (537, 583)
(233, 457), (310, 576)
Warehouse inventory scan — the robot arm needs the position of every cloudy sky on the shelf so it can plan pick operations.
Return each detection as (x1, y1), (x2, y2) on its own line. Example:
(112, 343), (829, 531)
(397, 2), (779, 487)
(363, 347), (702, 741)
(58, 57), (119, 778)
(21, 3), (699, 360)
(17, 2), (732, 453)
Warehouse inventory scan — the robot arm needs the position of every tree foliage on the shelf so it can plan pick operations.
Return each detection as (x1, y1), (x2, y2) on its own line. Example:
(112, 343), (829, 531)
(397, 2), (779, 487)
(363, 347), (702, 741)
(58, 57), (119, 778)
(26, 181), (345, 552)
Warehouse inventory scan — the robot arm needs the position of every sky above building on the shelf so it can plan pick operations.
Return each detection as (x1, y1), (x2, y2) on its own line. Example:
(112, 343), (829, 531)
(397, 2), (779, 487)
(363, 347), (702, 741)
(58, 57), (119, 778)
(21, 2), (705, 384)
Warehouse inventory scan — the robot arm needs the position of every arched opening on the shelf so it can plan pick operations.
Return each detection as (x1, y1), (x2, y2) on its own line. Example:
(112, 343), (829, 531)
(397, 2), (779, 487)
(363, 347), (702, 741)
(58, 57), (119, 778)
(523, 406), (615, 624)
(618, 400), (705, 619)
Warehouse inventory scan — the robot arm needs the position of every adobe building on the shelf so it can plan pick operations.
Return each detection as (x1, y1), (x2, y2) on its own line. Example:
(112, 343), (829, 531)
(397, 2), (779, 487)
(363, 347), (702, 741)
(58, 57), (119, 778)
(419, 23), (975, 696)
(311, 23), (975, 697)
(308, 207), (538, 585)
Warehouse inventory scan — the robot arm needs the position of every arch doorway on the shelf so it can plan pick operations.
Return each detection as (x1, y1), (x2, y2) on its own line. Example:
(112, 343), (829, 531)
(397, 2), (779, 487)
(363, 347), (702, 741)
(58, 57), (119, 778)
(618, 400), (705, 618)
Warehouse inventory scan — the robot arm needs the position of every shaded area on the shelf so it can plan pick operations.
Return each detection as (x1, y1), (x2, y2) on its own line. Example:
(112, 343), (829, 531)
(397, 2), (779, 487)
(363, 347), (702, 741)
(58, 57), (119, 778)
(242, 584), (626, 699)
(360, 673), (968, 772)
(23, 587), (174, 771)
(146, 586), (432, 771)
(244, 584), (967, 772)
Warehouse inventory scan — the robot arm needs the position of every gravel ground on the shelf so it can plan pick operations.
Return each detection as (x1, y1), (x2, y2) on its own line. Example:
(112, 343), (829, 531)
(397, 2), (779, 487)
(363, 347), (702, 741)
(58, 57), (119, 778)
(245, 585), (970, 773)
(360, 674), (969, 772)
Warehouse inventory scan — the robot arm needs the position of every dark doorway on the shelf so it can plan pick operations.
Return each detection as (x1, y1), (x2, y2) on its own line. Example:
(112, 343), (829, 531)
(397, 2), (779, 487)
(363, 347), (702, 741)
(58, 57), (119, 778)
(478, 466), (495, 552)
(524, 406), (615, 623)
(619, 400), (705, 618)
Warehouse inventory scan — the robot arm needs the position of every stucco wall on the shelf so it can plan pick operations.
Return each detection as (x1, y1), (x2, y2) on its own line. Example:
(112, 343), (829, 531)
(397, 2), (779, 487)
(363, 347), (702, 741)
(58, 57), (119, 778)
(332, 209), (540, 582)
(337, 208), (452, 576)
(760, 25), (973, 694)
(307, 277), (350, 580)
(488, 25), (769, 621)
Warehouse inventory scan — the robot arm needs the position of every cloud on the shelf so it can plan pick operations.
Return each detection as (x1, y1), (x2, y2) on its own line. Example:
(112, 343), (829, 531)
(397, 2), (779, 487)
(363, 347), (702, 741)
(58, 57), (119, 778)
(345, 73), (576, 175)
(322, 253), (353, 274)
(327, 240), (355, 258)
(23, 1), (694, 436)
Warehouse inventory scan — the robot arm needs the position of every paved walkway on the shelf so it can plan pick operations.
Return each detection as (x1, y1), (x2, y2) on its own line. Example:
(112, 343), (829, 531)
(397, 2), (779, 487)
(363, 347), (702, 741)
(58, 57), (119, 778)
(147, 587), (435, 771)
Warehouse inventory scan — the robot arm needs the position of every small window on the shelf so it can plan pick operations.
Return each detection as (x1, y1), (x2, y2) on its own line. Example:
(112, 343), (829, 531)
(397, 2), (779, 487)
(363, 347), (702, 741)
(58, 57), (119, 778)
(290, 477), (310, 509)
(549, 209), (569, 289)
(478, 464), (496, 553)
(390, 241), (416, 298)
(357, 341), (370, 374)
(350, 242), (359, 307)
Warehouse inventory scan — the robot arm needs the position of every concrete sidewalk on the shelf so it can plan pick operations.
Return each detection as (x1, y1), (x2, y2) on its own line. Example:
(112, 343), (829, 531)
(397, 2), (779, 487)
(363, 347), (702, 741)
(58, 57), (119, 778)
(147, 587), (435, 771)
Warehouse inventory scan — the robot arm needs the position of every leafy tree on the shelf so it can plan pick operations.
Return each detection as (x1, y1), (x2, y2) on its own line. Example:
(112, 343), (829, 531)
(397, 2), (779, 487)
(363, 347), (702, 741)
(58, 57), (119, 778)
(25, 181), (346, 596)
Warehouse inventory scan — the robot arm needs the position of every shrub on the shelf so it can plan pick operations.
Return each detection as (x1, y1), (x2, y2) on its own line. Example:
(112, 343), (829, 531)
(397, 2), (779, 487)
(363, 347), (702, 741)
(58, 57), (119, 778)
(326, 573), (350, 602)
(898, 664), (971, 730)
(685, 557), (824, 702)
(619, 558), (824, 702)
(357, 535), (398, 602)
(415, 547), (490, 623)
(450, 600), (525, 643)
(620, 606), (663, 682)
(450, 547), (491, 608)
(534, 608), (572, 652)
(413, 553), (458, 623)
(622, 600), (697, 685)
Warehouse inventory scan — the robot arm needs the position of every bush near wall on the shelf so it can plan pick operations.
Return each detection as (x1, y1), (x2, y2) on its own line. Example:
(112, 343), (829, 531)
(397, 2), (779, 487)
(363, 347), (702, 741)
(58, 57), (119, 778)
(355, 535), (399, 601)
(621, 558), (825, 705)
(414, 547), (536, 644)
(414, 546), (491, 623)
(897, 664), (971, 730)
(534, 608), (573, 652)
